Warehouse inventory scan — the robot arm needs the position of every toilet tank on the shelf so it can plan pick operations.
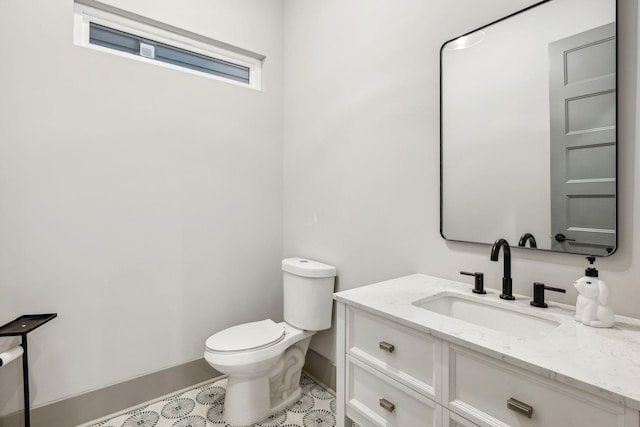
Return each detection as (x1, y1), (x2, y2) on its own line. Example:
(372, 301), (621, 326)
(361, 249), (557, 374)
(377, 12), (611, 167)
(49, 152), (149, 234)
(282, 258), (337, 331)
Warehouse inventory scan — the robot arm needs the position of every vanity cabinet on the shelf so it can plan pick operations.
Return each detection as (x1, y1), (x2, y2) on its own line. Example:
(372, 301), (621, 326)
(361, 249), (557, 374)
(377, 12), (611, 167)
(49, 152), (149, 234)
(344, 308), (440, 426)
(336, 302), (639, 427)
(445, 344), (631, 427)
(347, 357), (440, 426)
(442, 409), (479, 427)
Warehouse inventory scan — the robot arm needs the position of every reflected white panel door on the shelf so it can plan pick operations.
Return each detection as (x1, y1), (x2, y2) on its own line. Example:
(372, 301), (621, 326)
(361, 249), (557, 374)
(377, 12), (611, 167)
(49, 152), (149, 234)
(549, 23), (616, 255)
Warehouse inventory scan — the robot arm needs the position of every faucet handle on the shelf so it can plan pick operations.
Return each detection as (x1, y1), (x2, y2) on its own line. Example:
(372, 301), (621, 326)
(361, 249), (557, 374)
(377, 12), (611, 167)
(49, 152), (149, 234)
(530, 282), (566, 308)
(460, 271), (486, 294)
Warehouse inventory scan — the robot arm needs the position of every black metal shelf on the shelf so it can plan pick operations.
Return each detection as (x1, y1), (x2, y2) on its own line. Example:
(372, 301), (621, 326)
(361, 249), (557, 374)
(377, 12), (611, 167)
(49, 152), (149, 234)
(0, 313), (57, 427)
(0, 314), (57, 337)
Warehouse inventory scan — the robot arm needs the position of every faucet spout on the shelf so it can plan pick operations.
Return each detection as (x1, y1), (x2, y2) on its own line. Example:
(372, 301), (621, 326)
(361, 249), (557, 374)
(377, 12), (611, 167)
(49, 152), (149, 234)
(518, 233), (537, 248)
(490, 238), (515, 300)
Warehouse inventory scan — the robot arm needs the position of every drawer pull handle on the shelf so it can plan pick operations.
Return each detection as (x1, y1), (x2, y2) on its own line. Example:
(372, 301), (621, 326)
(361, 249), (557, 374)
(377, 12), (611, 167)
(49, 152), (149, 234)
(507, 398), (533, 418)
(379, 398), (395, 412)
(379, 341), (395, 353)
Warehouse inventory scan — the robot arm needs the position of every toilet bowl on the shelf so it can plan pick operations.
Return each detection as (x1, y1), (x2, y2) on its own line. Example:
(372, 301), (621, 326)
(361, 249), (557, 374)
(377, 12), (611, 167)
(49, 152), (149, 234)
(205, 320), (314, 425)
(203, 258), (336, 426)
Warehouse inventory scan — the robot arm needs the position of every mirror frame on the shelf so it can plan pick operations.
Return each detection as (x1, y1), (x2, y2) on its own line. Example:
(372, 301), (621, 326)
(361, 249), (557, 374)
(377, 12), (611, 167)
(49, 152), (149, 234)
(439, 0), (618, 256)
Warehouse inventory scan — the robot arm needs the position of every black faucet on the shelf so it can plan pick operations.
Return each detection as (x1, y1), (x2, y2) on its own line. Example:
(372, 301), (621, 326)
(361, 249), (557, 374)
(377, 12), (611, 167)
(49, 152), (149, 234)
(460, 271), (486, 294)
(530, 282), (566, 308)
(490, 238), (515, 300)
(518, 233), (537, 248)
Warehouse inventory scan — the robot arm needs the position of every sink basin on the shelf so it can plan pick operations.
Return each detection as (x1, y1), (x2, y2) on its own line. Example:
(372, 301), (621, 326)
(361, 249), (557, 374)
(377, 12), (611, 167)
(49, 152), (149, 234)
(413, 293), (560, 339)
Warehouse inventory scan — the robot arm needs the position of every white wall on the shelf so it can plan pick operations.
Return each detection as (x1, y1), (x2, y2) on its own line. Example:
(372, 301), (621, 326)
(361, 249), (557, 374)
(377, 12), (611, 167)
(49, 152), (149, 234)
(0, 0), (283, 415)
(283, 0), (639, 362)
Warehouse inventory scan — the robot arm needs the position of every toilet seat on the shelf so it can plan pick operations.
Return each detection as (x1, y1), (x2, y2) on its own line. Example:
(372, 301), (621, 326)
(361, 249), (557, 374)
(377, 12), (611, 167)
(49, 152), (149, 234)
(206, 319), (285, 353)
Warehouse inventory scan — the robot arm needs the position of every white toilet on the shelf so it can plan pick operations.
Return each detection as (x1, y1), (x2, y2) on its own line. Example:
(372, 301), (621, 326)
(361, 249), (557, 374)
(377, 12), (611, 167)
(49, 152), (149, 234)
(204, 257), (336, 426)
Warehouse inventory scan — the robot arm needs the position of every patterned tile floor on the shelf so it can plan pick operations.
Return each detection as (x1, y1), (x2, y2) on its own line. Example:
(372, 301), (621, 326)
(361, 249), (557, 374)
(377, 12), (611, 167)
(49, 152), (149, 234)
(85, 373), (336, 427)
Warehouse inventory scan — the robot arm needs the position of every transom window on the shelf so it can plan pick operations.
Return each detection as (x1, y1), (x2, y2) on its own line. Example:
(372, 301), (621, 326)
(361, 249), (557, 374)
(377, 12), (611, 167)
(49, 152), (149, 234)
(73, 1), (263, 89)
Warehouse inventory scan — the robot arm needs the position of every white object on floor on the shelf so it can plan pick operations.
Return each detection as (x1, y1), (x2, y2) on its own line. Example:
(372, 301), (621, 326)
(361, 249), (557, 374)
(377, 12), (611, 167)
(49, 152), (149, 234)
(204, 257), (336, 426)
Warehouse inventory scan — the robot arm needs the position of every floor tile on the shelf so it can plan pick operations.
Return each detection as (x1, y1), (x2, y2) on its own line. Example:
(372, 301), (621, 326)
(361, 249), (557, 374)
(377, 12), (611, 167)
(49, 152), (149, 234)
(85, 373), (336, 427)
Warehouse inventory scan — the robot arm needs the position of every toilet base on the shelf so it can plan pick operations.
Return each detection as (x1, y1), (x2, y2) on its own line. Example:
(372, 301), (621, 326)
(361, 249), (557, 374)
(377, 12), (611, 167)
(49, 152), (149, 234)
(224, 374), (272, 426)
(221, 337), (312, 426)
(271, 384), (303, 414)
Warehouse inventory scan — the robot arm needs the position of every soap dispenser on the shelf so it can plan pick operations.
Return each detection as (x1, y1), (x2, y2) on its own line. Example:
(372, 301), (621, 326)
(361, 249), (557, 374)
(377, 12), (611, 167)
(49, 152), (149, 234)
(573, 256), (614, 328)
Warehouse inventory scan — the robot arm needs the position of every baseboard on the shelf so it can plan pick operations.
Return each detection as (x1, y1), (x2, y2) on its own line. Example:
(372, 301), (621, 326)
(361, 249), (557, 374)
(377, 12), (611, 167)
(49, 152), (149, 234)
(303, 348), (336, 392)
(0, 358), (219, 427)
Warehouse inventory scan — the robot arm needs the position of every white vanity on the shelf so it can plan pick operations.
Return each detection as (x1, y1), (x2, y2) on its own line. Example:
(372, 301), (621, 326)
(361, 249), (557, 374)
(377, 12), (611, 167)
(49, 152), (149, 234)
(334, 274), (640, 427)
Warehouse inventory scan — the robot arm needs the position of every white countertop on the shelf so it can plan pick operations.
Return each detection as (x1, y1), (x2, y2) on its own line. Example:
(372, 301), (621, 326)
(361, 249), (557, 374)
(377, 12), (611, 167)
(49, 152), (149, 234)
(333, 274), (640, 410)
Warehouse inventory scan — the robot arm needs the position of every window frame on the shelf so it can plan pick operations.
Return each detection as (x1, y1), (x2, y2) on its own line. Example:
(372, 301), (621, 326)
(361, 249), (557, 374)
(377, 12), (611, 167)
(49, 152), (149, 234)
(73, 1), (264, 90)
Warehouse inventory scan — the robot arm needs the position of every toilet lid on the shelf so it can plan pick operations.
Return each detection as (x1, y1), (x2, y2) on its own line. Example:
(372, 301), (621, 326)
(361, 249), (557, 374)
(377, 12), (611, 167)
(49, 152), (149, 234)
(206, 319), (285, 353)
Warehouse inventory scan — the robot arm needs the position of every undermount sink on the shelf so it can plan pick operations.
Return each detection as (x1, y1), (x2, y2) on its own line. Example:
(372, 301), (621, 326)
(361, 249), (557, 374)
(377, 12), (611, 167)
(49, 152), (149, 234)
(413, 293), (560, 340)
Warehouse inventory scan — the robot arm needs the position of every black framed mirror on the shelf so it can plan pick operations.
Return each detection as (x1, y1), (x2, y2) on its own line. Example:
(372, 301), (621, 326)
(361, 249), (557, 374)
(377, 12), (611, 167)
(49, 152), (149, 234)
(440, 0), (617, 256)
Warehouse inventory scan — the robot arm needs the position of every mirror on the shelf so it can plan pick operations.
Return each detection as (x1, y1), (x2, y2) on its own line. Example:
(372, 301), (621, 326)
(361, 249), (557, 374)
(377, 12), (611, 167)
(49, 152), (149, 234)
(440, 0), (617, 256)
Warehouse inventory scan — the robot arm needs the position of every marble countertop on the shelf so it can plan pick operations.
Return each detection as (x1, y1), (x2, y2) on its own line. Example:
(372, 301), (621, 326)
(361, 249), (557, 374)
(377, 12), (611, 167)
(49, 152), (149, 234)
(334, 274), (640, 410)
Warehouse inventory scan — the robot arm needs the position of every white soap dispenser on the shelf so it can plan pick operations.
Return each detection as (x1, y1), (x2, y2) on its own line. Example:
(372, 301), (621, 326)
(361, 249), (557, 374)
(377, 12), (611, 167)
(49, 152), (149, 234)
(573, 256), (614, 328)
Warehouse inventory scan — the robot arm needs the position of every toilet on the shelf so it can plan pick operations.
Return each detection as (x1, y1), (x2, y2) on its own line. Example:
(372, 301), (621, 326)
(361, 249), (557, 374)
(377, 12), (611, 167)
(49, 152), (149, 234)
(204, 257), (336, 426)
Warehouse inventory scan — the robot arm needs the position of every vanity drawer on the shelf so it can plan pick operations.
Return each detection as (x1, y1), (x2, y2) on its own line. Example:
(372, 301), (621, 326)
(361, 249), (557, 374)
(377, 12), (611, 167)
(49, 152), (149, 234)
(442, 408), (480, 427)
(347, 355), (439, 427)
(445, 344), (628, 427)
(347, 307), (437, 398)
